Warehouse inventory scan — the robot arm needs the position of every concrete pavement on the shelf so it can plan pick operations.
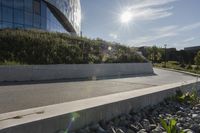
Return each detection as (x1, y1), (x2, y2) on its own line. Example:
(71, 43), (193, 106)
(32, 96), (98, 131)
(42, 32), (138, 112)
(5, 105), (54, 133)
(0, 68), (196, 114)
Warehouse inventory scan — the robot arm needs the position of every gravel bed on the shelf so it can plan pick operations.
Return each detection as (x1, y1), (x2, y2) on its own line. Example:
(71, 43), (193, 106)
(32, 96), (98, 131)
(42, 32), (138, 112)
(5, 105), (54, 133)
(61, 91), (200, 133)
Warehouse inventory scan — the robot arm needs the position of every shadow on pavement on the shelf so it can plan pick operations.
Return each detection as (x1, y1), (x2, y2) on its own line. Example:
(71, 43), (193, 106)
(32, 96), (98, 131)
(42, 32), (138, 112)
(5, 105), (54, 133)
(0, 73), (157, 86)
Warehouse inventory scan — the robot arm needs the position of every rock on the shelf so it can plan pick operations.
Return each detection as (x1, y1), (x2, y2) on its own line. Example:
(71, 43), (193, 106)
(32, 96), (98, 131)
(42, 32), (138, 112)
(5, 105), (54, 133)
(151, 125), (163, 133)
(76, 129), (88, 133)
(195, 104), (200, 108)
(141, 119), (150, 131)
(58, 130), (66, 133)
(90, 123), (100, 131)
(176, 110), (187, 117)
(132, 115), (141, 122)
(129, 124), (140, 132)
(97, 125), (106, 133)
(127, 129), (135, 133)
(137, 129), (147, 133)
(110, 126), (117, 133)
(113, 118), (120, 126)
(183, 129), (194, 133)
(99, 120), (107, 130)
(121, 120), (130, 127)
(190, 124), (200, 133)
(120, 115), (127, 121)
(150, 124), (157, 130)
(192, 114), (198, 118)
(116, 128), (125, 133)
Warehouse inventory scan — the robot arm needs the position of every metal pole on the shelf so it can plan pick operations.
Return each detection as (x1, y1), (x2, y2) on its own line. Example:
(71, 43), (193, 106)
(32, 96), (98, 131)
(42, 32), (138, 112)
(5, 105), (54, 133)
(164, 44), (167, 68)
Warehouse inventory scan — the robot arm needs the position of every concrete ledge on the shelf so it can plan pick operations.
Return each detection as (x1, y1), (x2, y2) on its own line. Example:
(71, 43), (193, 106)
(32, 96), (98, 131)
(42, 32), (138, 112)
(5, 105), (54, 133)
(0, 63), (153, 82)
(0, 80), (199, 133)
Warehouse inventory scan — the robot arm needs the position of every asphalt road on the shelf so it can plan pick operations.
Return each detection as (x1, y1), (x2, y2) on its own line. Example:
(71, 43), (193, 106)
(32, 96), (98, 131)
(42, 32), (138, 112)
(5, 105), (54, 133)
(0, 68), (196, 114)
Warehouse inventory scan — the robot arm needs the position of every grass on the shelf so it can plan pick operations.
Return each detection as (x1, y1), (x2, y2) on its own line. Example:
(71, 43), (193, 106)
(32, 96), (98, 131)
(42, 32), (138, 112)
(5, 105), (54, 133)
(0, 61), (23, 65)
(154, 61), (200, 74)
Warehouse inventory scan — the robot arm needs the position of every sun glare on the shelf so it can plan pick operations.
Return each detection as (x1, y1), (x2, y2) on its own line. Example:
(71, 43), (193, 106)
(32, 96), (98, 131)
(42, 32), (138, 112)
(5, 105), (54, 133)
(120, 10), (133, 23)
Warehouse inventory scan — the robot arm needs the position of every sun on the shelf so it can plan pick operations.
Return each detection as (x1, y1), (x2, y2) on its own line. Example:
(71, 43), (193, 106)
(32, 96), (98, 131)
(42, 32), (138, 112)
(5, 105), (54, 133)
(120, 10), (133, 23)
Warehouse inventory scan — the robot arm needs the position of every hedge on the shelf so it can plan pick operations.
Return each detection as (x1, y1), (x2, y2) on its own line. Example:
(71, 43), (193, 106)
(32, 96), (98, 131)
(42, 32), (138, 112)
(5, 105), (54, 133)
(0, 29), (147, 64)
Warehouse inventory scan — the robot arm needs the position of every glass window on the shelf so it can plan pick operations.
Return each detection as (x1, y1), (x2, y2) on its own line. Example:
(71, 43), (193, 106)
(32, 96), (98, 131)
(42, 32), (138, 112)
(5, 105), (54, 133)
(13, 23), (24, 29)
(25, 12), (33, 26)
(33, 0), (40, 15)
(0, 3), (2, 21)
(14, 0), (24, 10)
(1, 22), (13, 28)
(14, 9), (24, 24)
(33, 14), (40, 28)
(41, 1), (46, 17)
(2, 0), (13, 7)
(41, 17), (46, 29)
(2, 7), (13, 22)
(25, 0), (33, 13)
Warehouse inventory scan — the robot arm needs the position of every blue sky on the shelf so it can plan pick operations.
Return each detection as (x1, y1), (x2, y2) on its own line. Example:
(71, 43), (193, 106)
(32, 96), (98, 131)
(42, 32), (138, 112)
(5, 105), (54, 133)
(81, 0), (200, 49)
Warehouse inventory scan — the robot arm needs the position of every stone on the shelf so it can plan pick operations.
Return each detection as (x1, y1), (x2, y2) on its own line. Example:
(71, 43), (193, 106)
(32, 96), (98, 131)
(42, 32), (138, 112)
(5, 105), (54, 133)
(151, 125), (163, 133)
(137, 129), (147, 133)
(97, 125), (106, 133)
(141, 119), (150, 131)
(99, 120), (107, 130)
(129, 124), (140, 132)
(90, 123), (100, 131)
(113, 118), (120, 126)
(183, 129), (194, 133)
(190, 124), (200, 133)
(58, 130), (66, 133)
(127, 129), (135, 133)
(150, 124), (157, 130)
(176, 110), (187, 117)
(192, 114), (198, 118)
(116, 128), (125, 133)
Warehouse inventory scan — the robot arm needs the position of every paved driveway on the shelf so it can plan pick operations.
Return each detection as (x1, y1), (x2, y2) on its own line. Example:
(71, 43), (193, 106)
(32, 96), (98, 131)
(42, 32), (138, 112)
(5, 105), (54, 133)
(0, 68), (196, 114)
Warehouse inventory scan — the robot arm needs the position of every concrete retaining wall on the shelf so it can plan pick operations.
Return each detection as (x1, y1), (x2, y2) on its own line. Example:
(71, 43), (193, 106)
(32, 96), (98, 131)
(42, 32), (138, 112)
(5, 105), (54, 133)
(0, 63), (153, 82)
(0, 80), (199, 133)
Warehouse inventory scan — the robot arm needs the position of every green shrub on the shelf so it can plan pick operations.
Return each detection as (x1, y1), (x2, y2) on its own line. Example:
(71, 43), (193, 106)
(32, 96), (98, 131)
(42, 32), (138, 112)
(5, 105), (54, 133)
(186, 64), (192, 70)
(160, 118), (185, 133)
(0, 29), (147, 65)
(175, 90), (199, 105)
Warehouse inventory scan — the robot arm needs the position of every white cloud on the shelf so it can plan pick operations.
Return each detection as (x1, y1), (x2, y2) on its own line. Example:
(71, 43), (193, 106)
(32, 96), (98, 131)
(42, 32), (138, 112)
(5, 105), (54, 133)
(128, 22), (200, 46)
(132, 0), (177, 9)
(179, 22), (200, 31)
(122, 0), (177, 22)
(109, 33), (118, 39)
(182, 37), (195, 42)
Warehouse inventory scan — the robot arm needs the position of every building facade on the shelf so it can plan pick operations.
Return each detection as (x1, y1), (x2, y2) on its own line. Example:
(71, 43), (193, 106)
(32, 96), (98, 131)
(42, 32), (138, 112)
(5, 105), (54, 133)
(0, 0), (81, 35)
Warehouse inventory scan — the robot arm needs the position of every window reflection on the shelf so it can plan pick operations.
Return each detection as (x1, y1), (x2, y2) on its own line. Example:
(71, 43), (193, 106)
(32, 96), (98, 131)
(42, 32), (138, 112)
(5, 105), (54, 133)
(0, 0), (81, 34)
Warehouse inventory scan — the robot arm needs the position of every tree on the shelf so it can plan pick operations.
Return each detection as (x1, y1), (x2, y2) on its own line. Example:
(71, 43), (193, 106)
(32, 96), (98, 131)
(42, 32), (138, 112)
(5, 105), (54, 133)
(194, 51), (200, 68)
(146, 46), (163, 63)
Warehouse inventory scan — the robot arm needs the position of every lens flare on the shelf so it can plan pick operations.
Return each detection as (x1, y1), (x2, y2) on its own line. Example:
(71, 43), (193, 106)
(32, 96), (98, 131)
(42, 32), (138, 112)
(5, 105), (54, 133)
(65, 112), (80, 133)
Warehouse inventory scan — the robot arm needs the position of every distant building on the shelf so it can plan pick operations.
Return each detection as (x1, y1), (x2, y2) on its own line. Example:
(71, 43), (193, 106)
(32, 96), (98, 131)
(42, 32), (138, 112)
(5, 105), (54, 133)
(184, 46), (200, 52)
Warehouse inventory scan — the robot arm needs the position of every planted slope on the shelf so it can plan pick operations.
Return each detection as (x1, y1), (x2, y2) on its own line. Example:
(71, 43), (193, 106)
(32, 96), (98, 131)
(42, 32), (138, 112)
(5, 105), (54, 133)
(0, 29), (147, 65)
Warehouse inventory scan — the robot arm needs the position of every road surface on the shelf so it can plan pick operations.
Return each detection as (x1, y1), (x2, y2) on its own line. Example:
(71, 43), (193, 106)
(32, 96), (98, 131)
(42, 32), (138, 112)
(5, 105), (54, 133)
(0, 68), (197, 114)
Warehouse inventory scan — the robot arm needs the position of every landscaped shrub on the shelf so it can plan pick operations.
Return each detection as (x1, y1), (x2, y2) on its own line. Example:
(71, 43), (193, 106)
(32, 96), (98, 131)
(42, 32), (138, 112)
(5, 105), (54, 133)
(0, 29), (147, 65)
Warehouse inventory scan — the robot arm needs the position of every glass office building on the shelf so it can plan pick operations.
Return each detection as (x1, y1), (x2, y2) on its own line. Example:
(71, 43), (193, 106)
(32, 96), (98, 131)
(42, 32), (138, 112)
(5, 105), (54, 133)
(0, 0), (81, 35)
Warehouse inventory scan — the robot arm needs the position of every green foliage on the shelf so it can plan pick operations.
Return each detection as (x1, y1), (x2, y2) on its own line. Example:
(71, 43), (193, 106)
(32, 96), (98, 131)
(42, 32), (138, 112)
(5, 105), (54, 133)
(195, 51), (200, 67)
(145, 45), (163, 63)
(186, 64), (192, 70)
(175, 90), (200, 105)
(0, 29), (147, 65)
(160, 118), (185, 133)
